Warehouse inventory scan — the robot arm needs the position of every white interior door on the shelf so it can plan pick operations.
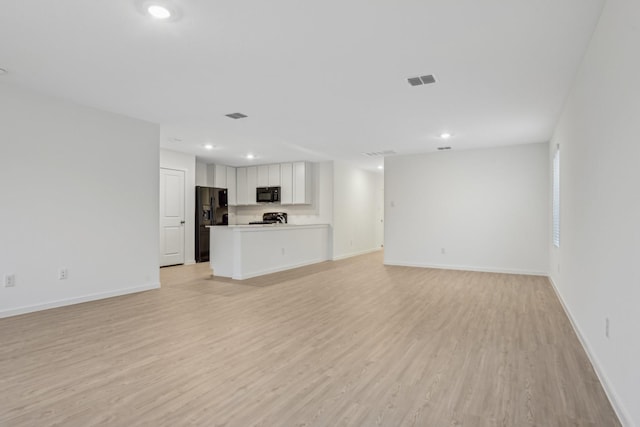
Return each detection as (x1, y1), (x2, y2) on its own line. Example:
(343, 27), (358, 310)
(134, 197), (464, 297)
(160, 168), (185, 266)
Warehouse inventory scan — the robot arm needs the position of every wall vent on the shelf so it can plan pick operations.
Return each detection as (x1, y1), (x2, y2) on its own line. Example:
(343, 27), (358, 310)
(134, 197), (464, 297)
(407, 74), (436, 86)
(226, 112), (248, 119)
(363, 150), (397, 157)
(437, 146), (452, 151)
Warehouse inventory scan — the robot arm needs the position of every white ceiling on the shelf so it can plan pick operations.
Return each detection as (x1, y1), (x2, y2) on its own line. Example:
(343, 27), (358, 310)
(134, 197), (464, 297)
(0, 0), (604, 170)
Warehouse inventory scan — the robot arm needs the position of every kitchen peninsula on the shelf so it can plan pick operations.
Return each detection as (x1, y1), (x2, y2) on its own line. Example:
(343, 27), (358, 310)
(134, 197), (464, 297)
(210, 224), (330, 280)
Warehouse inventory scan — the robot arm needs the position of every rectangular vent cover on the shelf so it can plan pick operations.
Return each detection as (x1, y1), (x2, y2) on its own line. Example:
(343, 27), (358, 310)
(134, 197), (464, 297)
(407, 74), (436, 86)
(226, 112), (248, 119)
(437, 146), (452, 151)
(363, 150), (397, 157)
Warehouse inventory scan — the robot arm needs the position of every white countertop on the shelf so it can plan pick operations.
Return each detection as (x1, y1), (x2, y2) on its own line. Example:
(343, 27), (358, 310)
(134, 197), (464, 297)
(229, 223), (327, 227)
(220, 223), (329, 232)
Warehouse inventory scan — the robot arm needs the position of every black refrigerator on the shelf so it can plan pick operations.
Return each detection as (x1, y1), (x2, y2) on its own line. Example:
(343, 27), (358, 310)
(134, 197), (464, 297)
(195, 186), (228, 262)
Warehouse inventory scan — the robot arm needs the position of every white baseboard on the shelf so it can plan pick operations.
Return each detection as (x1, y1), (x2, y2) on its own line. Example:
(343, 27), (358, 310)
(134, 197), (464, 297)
(232, 258), (330, 280)
(332, 247), (382, 261)
(383, 260), (547, 276)
(0, 283), (160, 319)
(184, 260), (196, 265)
(548, 277), (631, 427)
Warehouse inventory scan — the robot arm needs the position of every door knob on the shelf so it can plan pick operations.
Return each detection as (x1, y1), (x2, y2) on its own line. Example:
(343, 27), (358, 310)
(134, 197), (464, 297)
(180, 220), (185, 225)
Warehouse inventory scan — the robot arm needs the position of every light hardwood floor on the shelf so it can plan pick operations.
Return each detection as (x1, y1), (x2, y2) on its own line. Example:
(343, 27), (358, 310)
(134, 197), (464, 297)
(0, 252), (620, 426)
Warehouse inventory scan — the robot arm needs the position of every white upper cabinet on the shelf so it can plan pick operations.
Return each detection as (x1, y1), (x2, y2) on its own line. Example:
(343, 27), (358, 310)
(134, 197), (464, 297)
(257, 164), (281, 187)
(246, 166), (258, 205)
(236, 166), (258, 206)
(236, 167), (248, 205)
(206, 164), (215, 187)
(293, 161), (312, 204)
(226, 166), (237, 206)
(281, 161), (312, 205)
(213, 164), (227, 188)
(268, 164), (281, 186)
(220, 162), (312, 206)
(207, 164), (228, 188)
(280, 163), (293, 204)
(257, 165), (269, 187)
(205, 164), (236, 205)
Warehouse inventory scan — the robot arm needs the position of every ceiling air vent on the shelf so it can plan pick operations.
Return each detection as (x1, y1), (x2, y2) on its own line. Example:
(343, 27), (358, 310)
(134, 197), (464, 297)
(437, 146), (452, 151)
(363, 150), (397, 157)
(225, 112), (248, 119)
(407, 74), (436, 86)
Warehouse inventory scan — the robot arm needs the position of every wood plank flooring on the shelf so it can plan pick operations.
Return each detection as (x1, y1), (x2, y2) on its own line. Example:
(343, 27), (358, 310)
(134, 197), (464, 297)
(0, 251), (620, 426)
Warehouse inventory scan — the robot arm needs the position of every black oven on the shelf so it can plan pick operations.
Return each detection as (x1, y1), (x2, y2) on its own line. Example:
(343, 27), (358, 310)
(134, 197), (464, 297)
(256, 186), (280, 203)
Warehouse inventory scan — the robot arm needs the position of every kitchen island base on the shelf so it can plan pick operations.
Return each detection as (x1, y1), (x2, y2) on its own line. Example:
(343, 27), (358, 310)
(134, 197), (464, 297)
(210, 224), (330, 280)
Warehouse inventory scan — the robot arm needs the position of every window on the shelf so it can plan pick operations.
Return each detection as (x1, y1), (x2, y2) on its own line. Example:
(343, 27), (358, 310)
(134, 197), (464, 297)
(552, 147), (560, 247)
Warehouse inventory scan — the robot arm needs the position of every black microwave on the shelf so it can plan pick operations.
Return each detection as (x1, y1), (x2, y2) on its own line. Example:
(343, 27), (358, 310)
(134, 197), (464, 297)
(256, 186), (280, 203)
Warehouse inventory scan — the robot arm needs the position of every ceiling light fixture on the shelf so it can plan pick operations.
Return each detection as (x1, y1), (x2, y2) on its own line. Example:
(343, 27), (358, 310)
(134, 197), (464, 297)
(377, 165), (384, 170)
(204, 144), (214, 150)
(246, 153), (255, 160)
(440, 133), (452, 139)
(148, 5), (171, 19)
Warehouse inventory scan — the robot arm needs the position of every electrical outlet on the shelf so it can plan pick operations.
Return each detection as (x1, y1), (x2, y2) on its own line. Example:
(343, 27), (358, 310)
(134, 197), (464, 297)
(4, 274), (16, 287)
(605, 318), (610, 339)
(58, 268), (68, 280)
(441, 248), (446, 254)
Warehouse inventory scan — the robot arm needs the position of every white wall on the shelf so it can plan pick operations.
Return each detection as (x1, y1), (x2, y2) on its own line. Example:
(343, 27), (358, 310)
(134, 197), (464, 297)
(235, 161), (334, 226)
(549, 0), (640, 424)
(160, 149), (196, 265)
(0, 83), (160, 317)
(384, 143), (549, 274)
(332, 161), (383, 260)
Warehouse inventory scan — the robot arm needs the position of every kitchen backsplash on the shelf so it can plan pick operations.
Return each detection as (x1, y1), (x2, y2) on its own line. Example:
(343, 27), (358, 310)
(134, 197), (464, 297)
(231, 203), (326, 225)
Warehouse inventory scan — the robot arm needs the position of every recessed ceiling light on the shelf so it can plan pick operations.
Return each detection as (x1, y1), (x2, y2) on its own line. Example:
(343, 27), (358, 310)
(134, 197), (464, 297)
(440, 133), (452, 139)
(246, 153), (255, 160)
(204, 144), (214, 150)
(0, 68), (8, 75)
(148, 5), (171, 19)
(377, 165), (384, 170)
